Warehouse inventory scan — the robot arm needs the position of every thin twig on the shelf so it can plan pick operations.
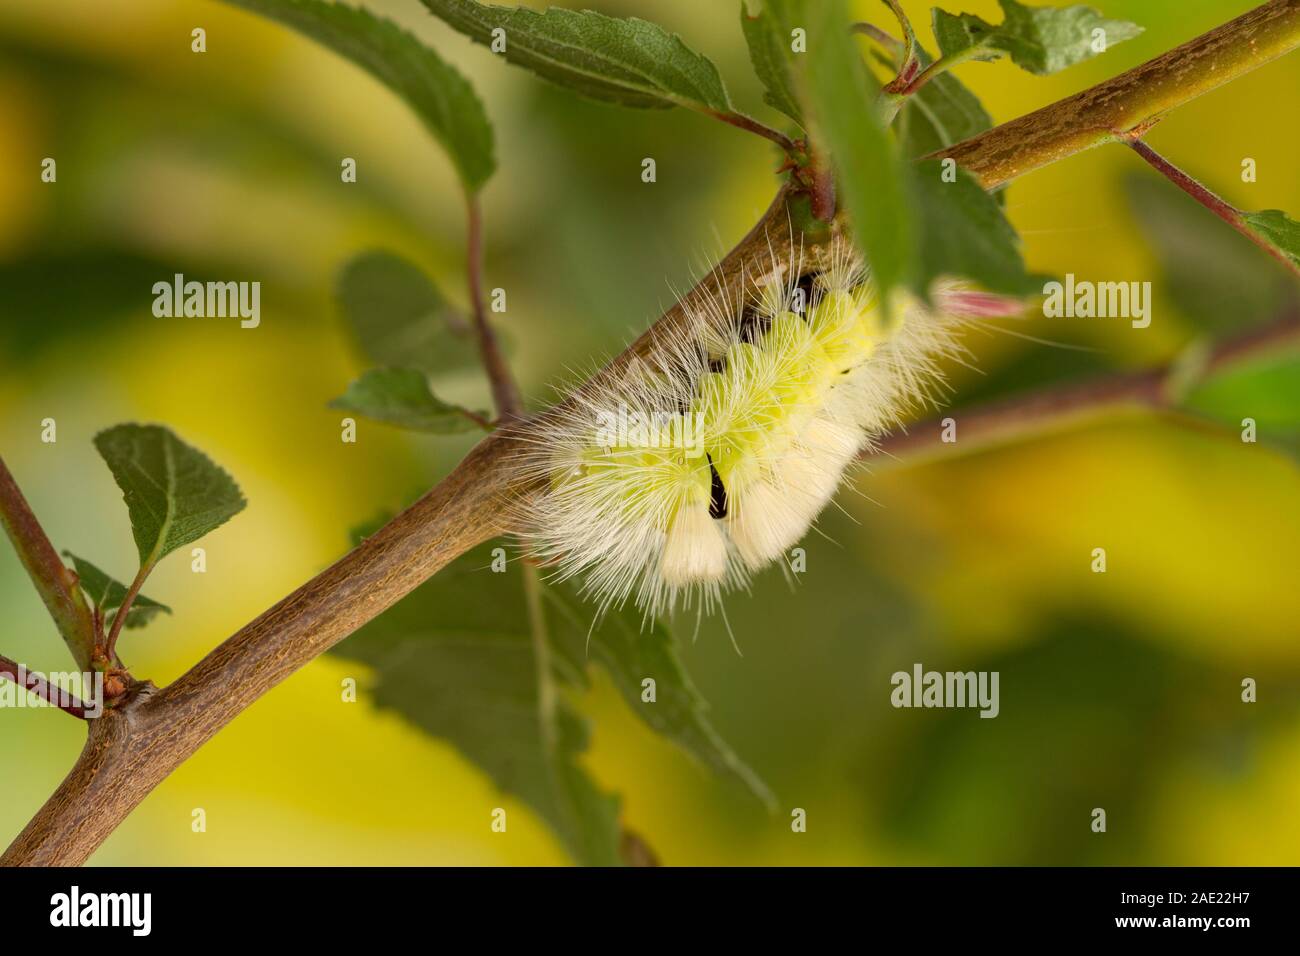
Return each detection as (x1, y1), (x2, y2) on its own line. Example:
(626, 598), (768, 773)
(466, 194), (524, 421)
(0, 457), (96, 670)
(1126, 137), (1300, 279)
(876, 317), (1300, 463)
(0, 654), (91, 720)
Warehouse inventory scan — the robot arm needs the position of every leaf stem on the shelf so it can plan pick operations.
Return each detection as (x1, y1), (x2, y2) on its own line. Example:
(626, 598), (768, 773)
(520, 560), (557, 752)
(0, 653), (92, 720)
(102, 562), (152, 666)
(1126, 136), (1300, 279)
(465, 194), (524, 422)
(0, 456), (96, 670)
(705, 110), (798, 155)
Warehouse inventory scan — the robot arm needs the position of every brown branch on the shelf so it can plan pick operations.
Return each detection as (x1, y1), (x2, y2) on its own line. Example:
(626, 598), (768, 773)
(875, 317), (1300, 464)
(6, 1), (1299, 867)
(0, 654), (92, 720)
(466, 194), (523, 422)
(0, 457), (96, 670)
(934, 0), (1300, 189)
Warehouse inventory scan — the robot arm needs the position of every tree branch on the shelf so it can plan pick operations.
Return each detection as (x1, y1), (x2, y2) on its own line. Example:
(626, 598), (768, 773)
(933, 0), (1300, 189)
(875, 316), (1300, 464)
(6, 1), (1299, 867)
(0, 457), (96, 670)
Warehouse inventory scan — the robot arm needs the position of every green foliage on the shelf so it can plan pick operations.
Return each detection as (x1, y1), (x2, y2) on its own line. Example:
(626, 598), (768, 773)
(1184, 349), (1300, 460)
(800, 0), (911, 312)
(223, 0), (495, 191)
(1125, 175), (1298, 332)
(330, 368), (487, 433)
(907, 160), (1041, 298)
(62, 552), (170, 630)
(1241, 209), (1300, 273)
(544, 588), (774, 807)
(93, 425), (246, 570)
(931, 0), (1142, 75)
(332, 537), (769, 864)
(337, 251), (479, 375)
(739, 0), (804, 125)
(421, 0), (735, 115)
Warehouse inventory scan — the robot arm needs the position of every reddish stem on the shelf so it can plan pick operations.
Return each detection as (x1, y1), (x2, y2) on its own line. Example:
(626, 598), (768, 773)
(0, 653), (91, 720)
(1127, 137), (1300, 278)
(466, 194), (524, 422)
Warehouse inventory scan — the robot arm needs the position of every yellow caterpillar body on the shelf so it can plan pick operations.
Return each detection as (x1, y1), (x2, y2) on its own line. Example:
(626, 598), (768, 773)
(516, 238), (1008, 619)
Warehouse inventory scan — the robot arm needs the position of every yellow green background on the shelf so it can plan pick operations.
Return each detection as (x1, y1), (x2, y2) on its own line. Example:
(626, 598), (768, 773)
(1, 0), (1297, 865)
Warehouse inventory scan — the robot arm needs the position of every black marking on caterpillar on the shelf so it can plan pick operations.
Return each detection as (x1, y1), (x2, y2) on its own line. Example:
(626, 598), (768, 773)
(707, 453), (728, 520)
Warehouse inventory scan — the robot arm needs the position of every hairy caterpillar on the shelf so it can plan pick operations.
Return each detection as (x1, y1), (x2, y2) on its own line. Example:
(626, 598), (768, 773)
(514, 237), (1019, 620)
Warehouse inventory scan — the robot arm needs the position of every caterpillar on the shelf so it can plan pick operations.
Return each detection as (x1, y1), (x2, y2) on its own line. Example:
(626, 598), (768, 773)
(513, 237), (1020, 621)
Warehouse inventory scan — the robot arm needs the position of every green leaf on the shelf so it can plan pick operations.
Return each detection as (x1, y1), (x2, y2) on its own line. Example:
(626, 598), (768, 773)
(93, 425), (246, 570)
(332, 542), (620, 865)
(223, 0), (494, 191)
(1182, 347), (1300, 461)
(337, 251), (479, 375)
(544, 588), (774, 808)
(421, 0), (734, 114)
(908, 159), (1042, 298)
(1124, 175), (1298, 333)
(931, 0), (1142, 75)
(888, 44), (993, 157)
(331, 538), (771, 863)
(1241, 209), (1300, 274)
(801, 0), (912, 311)
(739, 0), (803, 125)
(62, 552), (171, 630)
(330, 367), (488, 433)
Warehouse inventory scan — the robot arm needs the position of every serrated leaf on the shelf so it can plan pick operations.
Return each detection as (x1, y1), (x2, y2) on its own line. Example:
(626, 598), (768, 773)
(337, 251), (479, 375)
(93, 425), (246, 570)
(544, 587), (774, 808)
(223, 0), (494, 191)
(740, 0), (803, 125)
(931, 0), (1142, 75)
(62, 552), (171, 631)
(889, 43), (993, 157)
(331, 538), (771, 863)
(421, 0), (733, 115)
(1241, 209), (1300, 273)
(330, 367), (488, 433)
(1125, 175), (1298, 333)
(908, 159), (1042, 298)
(801, 0), (912, 312)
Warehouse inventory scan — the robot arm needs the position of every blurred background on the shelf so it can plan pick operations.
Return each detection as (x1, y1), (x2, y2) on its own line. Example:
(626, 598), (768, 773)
(1, 0), (1298, 865)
